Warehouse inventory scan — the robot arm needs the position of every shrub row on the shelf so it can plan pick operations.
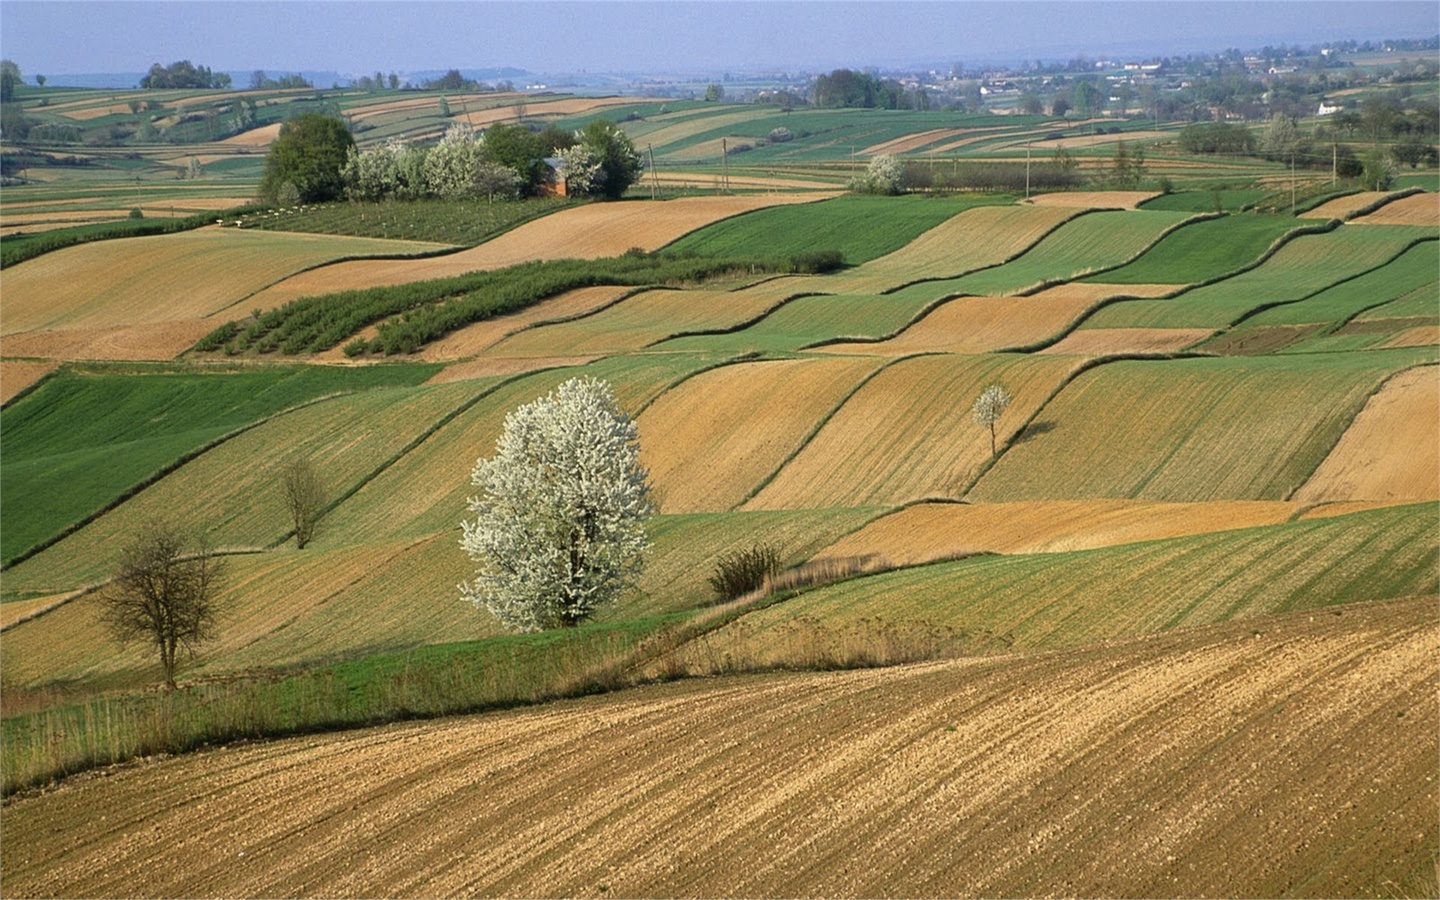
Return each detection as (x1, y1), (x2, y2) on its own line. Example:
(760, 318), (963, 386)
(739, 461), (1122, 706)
(197, 251), (798, 357)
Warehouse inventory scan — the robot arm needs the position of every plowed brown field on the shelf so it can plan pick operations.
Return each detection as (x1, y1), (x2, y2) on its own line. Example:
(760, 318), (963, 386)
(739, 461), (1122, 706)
(1351, 191), (1440, 226)
(1, 229), (449, 335)
(1026, 190), (1159, 209)
(3, 597), (1432, 899)
(1292, 366), (1439, 503)
(636, 356), (885, 512)
(1042, 326), (1211, 355)
(244, 194), (829, 308)
(1, 320), (218, 361)
(1300, 191), (1394, 220)
(1380, 325), (1440, 348)
(826, 284), (1177, 356)
(819, 499), (1301, 564)
(0, 360), (60, 403)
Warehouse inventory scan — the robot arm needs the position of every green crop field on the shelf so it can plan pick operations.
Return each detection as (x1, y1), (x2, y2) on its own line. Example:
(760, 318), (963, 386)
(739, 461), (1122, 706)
(663, 193), (1009, 265)
(654, 292), (939, 354)
(1079, 213), (1302, 285)
(1084, 224), (1436, 329)
(1243, 240), (1439, 326)
(709, 502), (1437, 655)
(1138, 189), (1272, 212)
(969, 349), (1436, 503)
(935, 209), (1194, 296)
(0, 364), (441, 566)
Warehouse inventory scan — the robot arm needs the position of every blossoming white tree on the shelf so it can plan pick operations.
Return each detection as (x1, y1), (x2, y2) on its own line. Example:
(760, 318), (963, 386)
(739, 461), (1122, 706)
(972, 383), (1013, 458)
(460, 377), (653, 631)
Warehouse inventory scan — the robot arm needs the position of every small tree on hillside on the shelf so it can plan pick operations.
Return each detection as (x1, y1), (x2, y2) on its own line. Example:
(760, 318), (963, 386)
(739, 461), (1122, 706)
(281, 457), (326, 549)
(460, 377), (653, 631)
(260, 113), (355, 203)
(97, 520), (227, 689)
(573, 119), (643, 200)
(972, 383), (1013, 458)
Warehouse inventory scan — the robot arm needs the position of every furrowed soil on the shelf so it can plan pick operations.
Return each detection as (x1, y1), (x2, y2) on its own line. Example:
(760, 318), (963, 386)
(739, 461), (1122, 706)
(0, 360), (60, 404)
(1292, 365), (1439, 503)
(243, 195), (831, 307)
(1025, 190), (1159, 209)
(1351, 191), (1439, 226)
(818, 499), (1302, 564)
(3, 597), (1432, 899)
(1041, 326), (1212, 355)
(1300, 191), (1393, 220)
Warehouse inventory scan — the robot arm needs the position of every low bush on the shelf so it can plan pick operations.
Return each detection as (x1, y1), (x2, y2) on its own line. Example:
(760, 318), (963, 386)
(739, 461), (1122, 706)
(708, 544), (781, 602)
(790, 249), (845, 273)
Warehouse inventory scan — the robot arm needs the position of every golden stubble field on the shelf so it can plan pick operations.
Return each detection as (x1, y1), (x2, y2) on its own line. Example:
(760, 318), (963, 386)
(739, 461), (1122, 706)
(3, 597), (1432, 899)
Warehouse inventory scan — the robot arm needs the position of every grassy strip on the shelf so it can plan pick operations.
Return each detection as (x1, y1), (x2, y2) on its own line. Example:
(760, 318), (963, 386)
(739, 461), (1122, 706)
(1, 205), (270, 269)
(0, 363), (441, 568)
(231, 197), (574, 247)
(1079, 213), (1306, 285)
(198, 253), (793, 357)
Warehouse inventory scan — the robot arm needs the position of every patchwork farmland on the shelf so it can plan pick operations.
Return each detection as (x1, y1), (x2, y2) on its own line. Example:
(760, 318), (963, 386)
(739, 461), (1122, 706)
(1, 80), (1437, 899)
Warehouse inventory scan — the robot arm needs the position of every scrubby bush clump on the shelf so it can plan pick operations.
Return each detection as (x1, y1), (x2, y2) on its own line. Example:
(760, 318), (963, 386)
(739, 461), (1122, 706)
(708, 544), (782, 603)
(848, 154), (904, 195)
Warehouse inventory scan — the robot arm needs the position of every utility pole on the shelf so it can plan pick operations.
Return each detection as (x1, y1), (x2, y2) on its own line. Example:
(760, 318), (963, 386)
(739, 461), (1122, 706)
(1025, 141), (1032, 199)
(1290, 151), (1297, 215)
(721, 138), (730, 194)
(648, 143), (660, 200)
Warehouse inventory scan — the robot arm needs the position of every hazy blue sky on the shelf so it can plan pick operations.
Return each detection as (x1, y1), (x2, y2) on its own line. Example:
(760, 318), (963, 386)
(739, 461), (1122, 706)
(3, 1), (1437, 77)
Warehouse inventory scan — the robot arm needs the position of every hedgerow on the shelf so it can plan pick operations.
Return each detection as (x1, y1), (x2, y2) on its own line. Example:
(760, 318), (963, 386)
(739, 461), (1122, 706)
(197, 251), (794, 357)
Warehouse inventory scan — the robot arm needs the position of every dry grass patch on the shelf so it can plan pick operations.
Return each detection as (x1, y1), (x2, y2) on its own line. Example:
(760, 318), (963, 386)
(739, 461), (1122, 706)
(0, 360), (60, 403)
(0, 593), (72, 630)
(246, 194), (827, 307)
(1042, 326), (1212, 355)
(636, 356), (886, 512)
(417, 286), (632, 361)
(747, 354), (1080, 510)
(1026, 190), (1158, 209)
(3, 598), (1432, 898)
(1292, 366), (1439, 503)
(1350, 191), (1439, 226)
(1, 321), (218, 362)
(1300, 191), (1393, 219)
(819, 499), (1301, 565)
(2, 229), (449, 335)
(220, 122), (283, 146)
(1380, 325), (1439, 348)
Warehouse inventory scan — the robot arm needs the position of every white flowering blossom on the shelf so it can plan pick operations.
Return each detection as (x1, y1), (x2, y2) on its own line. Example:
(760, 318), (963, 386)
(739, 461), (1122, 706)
(971, 383), (1013, 457)
(556, 142), (602, 197)
(460, 377), (653, 631)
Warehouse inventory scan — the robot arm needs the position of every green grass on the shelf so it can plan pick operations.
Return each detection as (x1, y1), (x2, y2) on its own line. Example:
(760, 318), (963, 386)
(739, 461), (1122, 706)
(0, 363), (441, 566)
(231, 197), (573, 246)
(1080, 213), (1301, 285)
(1, 207), (268, 268)
(720, 502), (1438, 655)
(1243, 240), (1439, 326)
(1138, 189), (1271, 213)
(936, 209), (1194, 296)
(664, 193), (1010, 265)
(1085, 225), (1435, 329)
(970, 348), (1436, 503)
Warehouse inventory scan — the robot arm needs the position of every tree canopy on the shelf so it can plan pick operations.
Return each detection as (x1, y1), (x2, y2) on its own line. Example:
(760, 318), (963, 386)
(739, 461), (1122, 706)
(261, 114), (355, 203)
(140, 60), (231, 89)
(460, 377), (653, 631)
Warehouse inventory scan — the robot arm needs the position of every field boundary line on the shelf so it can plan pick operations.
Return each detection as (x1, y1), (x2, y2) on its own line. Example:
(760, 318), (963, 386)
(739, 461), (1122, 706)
(732, 354), (917, 510)
(631, 352), (774, 418)
(1341, 186), (1426, 221)
(1225, 235), (1439, 334)
(284, 370), (580, 548)
(1019, 218), (1342, 347)
(0, 362), (62, 411)
(959, 352), (1208, 497)
(641, 291), (830, 349)
(1, 392), (361, 571)
(802, 292), (979, 351)
(1283, 360), (1440, 503)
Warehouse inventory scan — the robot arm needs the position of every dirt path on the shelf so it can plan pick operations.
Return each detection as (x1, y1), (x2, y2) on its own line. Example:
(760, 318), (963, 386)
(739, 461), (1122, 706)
(3, 597), (1432, 898)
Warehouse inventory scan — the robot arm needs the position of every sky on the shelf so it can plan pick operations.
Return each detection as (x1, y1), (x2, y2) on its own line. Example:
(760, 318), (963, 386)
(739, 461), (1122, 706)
(2, 1), (1437, 78)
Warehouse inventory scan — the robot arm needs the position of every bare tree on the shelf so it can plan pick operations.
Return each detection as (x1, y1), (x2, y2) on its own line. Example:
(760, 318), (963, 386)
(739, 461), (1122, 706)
(972, 384), (1013, 458)
(281, 457), (326, 549)
(98, 520), (226, 689)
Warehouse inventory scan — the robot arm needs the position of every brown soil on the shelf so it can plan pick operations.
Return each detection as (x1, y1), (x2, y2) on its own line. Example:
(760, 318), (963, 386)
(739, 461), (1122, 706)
(1350, 191), (1439, 226)
(419, 286), (633, 361)
(245, 194), (831, 308)
(1292, 366), (1439, 503)
(1195, 324), (1322, 355)
(3, 597), (1432, 899)
(220, 122), (283, 146)
(1300, 191), (1394, 219)
(1379, 325), (1440, 348)
(1042, 326), (1212, 355)
(1, 321), (217, 362)
(819, 499), (1301, 565)
(0, 360), (61, 403)
(863, 128), (969, 155)
(1025, 190), (1160, 209)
